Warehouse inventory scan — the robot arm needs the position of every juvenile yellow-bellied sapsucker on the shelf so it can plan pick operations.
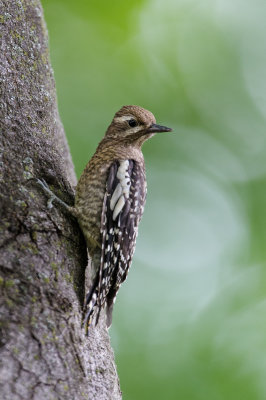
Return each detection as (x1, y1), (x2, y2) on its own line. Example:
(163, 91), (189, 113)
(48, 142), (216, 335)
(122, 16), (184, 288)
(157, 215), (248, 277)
(38, 105), (172, 330)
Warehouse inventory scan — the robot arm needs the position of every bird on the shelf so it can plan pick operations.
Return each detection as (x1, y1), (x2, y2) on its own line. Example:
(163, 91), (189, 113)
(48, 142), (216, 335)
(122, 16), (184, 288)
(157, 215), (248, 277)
(37, 105), (172, 331)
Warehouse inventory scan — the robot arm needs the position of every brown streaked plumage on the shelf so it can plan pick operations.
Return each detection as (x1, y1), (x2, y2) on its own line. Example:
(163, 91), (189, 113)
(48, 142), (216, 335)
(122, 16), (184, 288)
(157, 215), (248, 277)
(37, 105), (172, 330)
(74, 105), (172, 329)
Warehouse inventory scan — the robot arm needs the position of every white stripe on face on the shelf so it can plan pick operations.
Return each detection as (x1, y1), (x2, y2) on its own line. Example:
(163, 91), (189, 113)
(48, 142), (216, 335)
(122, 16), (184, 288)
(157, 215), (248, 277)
(125, 126), (143, 134)
(113, 116), (143, 134)
(113, 116), (132, 122)
(114, 114), (143, 134)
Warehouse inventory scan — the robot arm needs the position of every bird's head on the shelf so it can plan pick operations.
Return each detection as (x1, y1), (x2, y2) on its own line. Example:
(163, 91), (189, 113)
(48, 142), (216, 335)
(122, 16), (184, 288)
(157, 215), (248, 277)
(105, 105), (172, 146)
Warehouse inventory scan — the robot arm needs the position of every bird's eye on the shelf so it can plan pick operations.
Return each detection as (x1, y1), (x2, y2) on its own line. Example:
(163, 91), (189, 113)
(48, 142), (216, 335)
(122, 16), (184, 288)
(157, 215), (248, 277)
(128, 119), (138, 128)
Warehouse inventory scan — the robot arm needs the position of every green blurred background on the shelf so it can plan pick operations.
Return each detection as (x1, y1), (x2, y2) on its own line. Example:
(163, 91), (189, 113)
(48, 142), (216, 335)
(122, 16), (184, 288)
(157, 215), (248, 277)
(42, 0), (266, 398)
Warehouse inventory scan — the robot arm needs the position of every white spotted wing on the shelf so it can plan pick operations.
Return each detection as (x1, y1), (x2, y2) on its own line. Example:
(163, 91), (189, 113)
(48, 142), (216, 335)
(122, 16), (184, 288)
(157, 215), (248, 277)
(97, 159), (146, 326)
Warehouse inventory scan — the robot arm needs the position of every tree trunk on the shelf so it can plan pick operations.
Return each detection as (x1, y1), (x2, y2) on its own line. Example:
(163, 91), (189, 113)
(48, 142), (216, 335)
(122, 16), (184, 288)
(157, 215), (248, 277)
(0, 1), (121, 399)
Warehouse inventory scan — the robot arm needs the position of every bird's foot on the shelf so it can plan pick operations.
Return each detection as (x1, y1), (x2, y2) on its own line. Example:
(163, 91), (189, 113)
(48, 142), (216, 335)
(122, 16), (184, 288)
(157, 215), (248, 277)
(36, 178), (57, 209)
(36, 178), (76, 216)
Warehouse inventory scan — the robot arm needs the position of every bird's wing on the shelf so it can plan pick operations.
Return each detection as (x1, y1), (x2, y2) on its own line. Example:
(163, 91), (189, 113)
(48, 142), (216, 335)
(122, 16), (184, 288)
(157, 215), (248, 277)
(97, 159), (146, 326)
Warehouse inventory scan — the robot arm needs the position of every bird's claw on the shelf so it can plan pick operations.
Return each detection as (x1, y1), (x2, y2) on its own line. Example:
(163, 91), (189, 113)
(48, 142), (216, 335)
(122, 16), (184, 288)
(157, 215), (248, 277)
(47, 194), (55, 209)
(36, 178), (55, 209)
(36, 178), (49, 190)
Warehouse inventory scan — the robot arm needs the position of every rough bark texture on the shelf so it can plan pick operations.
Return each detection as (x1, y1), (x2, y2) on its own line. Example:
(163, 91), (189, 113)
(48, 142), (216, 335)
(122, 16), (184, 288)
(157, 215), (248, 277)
(0, 1), (121, 399)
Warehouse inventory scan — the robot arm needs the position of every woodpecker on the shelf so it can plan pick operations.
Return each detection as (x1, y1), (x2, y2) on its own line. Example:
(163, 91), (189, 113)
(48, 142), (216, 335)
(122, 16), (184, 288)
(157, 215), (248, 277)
(37, 105), (172, 330)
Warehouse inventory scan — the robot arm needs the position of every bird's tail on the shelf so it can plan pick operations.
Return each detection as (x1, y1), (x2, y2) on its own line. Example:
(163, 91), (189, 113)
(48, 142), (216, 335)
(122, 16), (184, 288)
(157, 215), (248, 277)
(84, 278), (118, 332)
(105, 287), (118, 328)
(106, 301), (114, 328)
(83, 282), (99, 335)
(84, 287), (117, 332)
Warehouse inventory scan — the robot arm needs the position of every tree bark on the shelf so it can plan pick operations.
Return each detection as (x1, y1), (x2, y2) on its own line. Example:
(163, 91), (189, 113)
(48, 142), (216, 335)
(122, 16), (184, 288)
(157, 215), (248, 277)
(0, 1), (121, 399)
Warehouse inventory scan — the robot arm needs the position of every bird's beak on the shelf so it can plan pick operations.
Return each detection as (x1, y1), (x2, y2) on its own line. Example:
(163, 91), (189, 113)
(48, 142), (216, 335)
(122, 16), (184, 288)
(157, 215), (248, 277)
(146, 123), (172, 133)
